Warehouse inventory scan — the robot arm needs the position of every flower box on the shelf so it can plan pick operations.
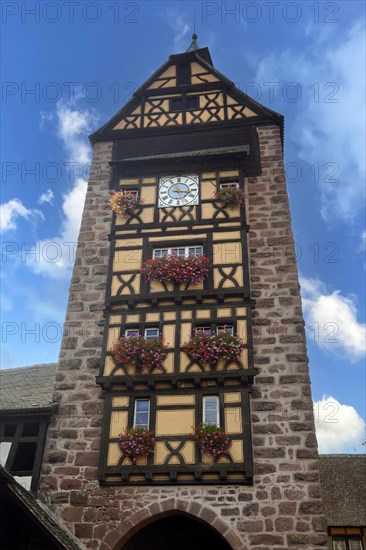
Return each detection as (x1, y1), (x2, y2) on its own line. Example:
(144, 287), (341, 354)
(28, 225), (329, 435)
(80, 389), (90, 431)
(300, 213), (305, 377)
(108, 190), (143, 217)
(214, 188), (247, 208)
(183, 331), (245, 367)
(141, 254), (210, 285)
(193, 422), (232, 458)
(118, 426), (155, 464)
(110, 335), (167, 373)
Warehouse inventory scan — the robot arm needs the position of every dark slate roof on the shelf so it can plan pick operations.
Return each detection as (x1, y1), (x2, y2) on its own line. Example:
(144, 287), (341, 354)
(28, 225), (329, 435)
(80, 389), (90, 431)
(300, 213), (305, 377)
(0, 467), (82, 550)
(319, 455), (366, 526)
(0, 364), (57, 411)
(121, 145), (250, 162)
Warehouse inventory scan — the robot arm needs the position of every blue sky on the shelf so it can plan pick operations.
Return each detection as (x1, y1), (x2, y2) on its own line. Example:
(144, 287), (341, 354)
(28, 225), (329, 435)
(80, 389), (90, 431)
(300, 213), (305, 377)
(1, 1), (365, 453)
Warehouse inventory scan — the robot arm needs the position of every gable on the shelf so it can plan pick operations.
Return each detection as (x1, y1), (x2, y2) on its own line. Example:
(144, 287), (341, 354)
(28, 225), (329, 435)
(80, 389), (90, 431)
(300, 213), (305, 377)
(90, 50), (282, 142)
(112, 60), (258, 131)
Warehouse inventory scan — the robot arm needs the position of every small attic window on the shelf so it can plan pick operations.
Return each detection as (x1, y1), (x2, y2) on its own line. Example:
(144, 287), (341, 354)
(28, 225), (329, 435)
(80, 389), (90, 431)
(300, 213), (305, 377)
(177, 64), (191, 85)
(171, 98), (183, 111)
(186, 96), (199, 110)
(170, 96), (199, 112)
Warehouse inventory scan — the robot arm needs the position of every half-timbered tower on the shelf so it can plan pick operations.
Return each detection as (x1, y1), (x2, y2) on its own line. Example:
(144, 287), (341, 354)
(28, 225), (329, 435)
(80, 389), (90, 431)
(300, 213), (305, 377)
(38, 36), (328, 549)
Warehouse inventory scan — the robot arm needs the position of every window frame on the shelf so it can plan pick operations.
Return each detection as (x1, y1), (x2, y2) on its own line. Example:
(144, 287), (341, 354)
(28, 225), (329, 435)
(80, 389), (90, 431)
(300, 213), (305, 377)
(202, 395), (220, 426)
(125, 328), (140, 338)
(176, 63), (191, 86)
(133, 399), (150, 429)
(194, 323), (234, 336)
(216, 324), (234, 336)
(124, 327), (160, 340)
(169, 95), (199, 112)
(219, 181), (239, 190)
(194, 326), (212, 335)
(332, 538), (364, 550)
(119, 187), (139, 198)
(153, 245), (204, 259)
(144, 327), (160, 341)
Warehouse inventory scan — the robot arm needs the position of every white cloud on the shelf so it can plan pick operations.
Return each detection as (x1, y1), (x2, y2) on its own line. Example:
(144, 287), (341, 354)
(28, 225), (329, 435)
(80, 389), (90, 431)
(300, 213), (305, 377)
(39, 111), (54, 129)
(253, 20), (365, 223)
(361, 231), (366, 248)
(0, 199), (44, 232)
(161, 9), (190, 46)
(300, 275), (366, 362)
(26, 103), (98, 278)
(314, 396), (365, 453)
(38, 189), (54, 205)
(56, 103), (97, 165)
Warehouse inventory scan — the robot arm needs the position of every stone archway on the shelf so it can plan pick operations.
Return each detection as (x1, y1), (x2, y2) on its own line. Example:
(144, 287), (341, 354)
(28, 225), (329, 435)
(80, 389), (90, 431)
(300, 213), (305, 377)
(100, 499), (242, 550)
(121, 513), (232, 550)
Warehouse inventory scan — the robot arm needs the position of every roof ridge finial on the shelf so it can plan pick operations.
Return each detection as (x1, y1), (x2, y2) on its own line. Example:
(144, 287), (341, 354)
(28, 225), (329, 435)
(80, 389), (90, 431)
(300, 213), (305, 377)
(187, 29), (199, 52)
(186, 15), (198, 51)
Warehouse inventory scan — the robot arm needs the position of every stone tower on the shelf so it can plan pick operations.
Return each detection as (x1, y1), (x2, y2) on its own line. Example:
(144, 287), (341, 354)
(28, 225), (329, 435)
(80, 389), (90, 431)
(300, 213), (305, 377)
(38, 38), (327, 549)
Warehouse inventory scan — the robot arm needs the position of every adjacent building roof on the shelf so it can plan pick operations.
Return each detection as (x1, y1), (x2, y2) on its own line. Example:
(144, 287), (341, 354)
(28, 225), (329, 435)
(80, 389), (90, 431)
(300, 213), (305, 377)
(319, 454), (366, 526)
(0, 364), (57, 412)
(0, 467), (82, 550)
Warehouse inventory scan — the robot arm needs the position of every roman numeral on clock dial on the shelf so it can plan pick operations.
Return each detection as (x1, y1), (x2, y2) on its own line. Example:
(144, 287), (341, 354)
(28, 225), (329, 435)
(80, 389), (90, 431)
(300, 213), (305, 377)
(158, 175), (199, 208)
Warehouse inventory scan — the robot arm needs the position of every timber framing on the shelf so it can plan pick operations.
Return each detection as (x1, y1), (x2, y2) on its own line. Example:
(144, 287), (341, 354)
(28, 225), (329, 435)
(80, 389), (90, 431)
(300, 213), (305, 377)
(94, 42), (273, 487)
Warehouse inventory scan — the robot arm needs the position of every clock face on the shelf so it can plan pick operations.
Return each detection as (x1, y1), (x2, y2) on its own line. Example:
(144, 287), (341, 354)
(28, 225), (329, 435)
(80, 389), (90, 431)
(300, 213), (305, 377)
(158, 175), (199, 208)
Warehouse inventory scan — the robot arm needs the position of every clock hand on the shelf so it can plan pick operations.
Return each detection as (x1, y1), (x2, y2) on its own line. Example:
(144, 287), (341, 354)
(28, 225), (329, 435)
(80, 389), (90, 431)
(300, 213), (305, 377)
(173, 186), (188, 197)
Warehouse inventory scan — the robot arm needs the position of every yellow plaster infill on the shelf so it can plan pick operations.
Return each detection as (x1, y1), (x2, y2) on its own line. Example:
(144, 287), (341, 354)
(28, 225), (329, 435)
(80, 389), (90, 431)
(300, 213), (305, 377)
(224, 392), (241, 404)
(217, 308), (232, 318)
(110, 411), (128, 437)
(125, 313), (140, 323)
(225, 407), (242, 434)
(157, 395), (195, 406)
(156, 409), (194, 436)
(112, 396), (129, 408)
(213, 231), (241, 241)
(113, 249), (142, 272)
(107, 443), (122, 466)
(149, 233), (207, 242)
(213, 242), (242, 264)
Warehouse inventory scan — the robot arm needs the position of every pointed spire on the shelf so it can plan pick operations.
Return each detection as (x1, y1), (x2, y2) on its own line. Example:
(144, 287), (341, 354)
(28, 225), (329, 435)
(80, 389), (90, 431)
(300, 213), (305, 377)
(186, 32), (199, 52)
(186, 16), (199, 51)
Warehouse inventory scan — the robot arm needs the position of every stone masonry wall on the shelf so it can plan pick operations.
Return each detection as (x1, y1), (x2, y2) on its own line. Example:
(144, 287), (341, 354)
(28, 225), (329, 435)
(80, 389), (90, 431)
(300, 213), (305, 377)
(38, 128), (327, 549)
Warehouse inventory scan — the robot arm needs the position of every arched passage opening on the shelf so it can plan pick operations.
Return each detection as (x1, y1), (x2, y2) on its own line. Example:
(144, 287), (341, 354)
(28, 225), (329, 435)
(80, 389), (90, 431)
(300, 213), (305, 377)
(121, 513), (233, 550)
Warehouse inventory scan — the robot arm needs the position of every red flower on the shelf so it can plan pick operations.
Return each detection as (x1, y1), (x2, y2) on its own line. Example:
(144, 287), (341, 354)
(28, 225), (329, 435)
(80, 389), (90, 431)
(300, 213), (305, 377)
(193, 423), (232, 457)
(109, 191), (144, 217)
(141, 255), (210, 285)
(183, 332), (245, 366)
(214, 188), (247, 208)
(110, 336), (167, 373)
(118, 426), (155, 464)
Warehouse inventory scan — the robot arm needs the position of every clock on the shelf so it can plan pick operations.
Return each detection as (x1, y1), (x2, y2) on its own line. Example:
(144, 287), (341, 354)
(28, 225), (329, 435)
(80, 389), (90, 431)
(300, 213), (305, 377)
(158, 175), (199, 208)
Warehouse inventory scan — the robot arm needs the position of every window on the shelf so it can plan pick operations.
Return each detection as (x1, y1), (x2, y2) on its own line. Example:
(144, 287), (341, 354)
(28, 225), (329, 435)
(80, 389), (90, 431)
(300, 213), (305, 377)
(203, 396), (220, 425)
(125, 328), (159, 340)
(125, 329), (140, 337)
(186, 96), (199, 110)
(195, 324), (234, 336)
(171, 98), (183, 111)
(124, 189), (138, 198)
(217, 324), (234, 336)
(133, 399), (150, 429)
(144, 328), (159, 341)
(177, 64), (191, 85)
(333, 539), (363, 550)
(11, 442), (37, 472)
(22, 423), (39, 437)
(153, 246), (203, 259)
(170, 96), (198, 112)
(187, 246), (203, 256)
(195, 326), (212, 335)
(219, 181), (239, 190)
